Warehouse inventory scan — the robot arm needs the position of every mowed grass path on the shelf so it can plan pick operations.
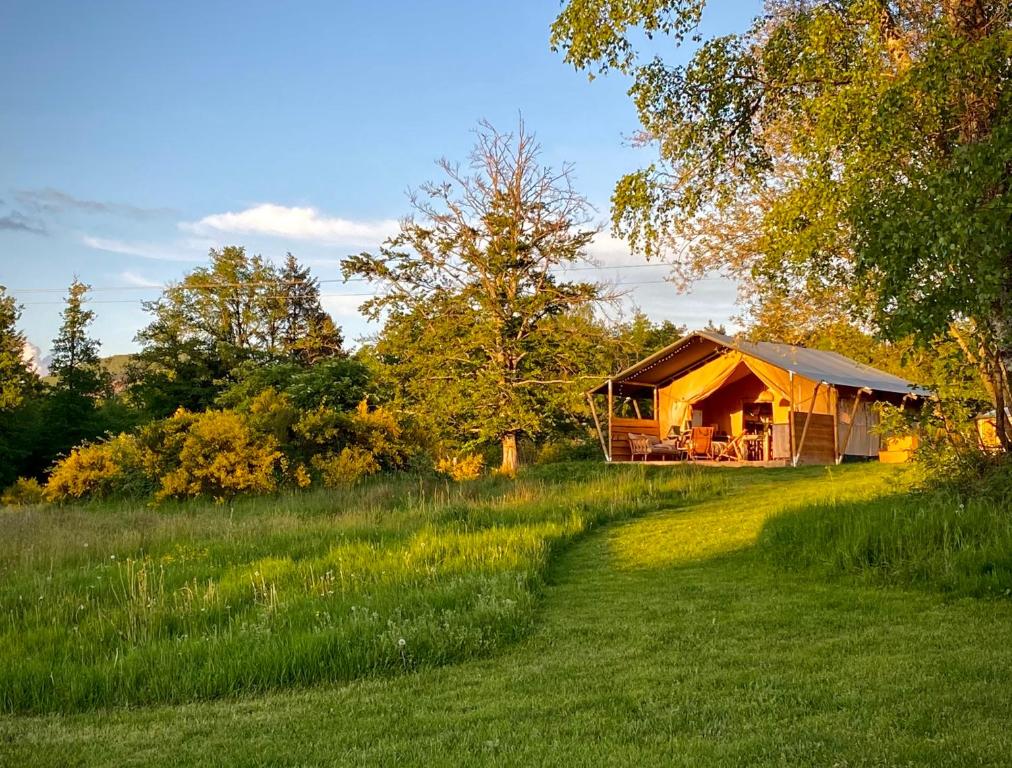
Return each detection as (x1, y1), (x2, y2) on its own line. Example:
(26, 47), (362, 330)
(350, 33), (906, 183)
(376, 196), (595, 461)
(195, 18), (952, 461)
(6, 465), (1012, 766)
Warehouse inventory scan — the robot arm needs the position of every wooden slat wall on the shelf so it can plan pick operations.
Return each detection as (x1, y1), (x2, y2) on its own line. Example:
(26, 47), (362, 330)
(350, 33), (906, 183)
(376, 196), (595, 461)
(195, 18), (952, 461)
(792, 413), (837, 465)
(610, 417), (660, 462)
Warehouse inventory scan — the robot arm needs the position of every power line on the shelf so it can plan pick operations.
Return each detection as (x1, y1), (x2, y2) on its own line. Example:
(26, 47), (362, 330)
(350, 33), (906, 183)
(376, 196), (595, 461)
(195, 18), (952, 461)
(7, 263), (672, 295)
(16, 279), (679, 307)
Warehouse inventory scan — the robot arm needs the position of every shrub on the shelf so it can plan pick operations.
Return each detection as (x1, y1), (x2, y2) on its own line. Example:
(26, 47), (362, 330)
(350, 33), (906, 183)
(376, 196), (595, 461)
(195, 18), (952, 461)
(244, 387), (298, 442)
(311, 447), (380, 487)
(436, 454), (484, 482)
(293, 404), (345, 448)
(45, 434), (148, 502)
(155, 410), (282, 501)
(347, 401), (413, 469)
(1, 477), (45, 507)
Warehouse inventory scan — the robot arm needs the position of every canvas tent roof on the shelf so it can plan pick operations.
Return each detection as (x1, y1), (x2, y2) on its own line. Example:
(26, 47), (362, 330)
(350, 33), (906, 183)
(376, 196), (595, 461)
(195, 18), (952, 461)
(591, 330), (930, 397)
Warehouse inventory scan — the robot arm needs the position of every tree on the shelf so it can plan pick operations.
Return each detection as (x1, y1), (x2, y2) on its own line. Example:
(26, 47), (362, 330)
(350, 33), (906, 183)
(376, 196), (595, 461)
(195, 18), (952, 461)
(0, 287), (38, 411)
(129, 247), (345, 417)
(552, 0), (1012, 447)
(279, 252), (345, 363)
(0, 287), (43, 488)
(344, 120), (613, 473)
(43, 279), (112, 463)
(49, 279), (109, 400)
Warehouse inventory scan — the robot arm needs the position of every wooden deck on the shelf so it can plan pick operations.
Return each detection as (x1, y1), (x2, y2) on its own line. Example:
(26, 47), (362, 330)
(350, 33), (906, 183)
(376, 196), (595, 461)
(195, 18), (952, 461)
(609, 459), (791, 468)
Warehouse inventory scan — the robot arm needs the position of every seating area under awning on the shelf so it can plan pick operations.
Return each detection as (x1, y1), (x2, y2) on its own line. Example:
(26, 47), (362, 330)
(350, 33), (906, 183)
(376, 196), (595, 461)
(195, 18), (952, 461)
(587, 330), (929, 466)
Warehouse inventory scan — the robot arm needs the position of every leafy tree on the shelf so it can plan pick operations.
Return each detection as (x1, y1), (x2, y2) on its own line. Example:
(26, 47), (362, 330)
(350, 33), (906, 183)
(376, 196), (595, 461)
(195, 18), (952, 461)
(552, 0), (1012, 446)
(129, 247), (345, 417)
(279, 252), (345, 363)
(608, 309), (685, 372)
(217, 357), (371, 412)
(344, 120), (613, 473)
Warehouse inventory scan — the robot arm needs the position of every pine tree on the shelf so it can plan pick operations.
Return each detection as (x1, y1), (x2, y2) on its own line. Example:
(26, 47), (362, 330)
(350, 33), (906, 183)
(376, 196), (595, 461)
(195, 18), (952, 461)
(0, 287), (39, 411)
(50, 279), (108, 399)
(279, 252), (344, 364)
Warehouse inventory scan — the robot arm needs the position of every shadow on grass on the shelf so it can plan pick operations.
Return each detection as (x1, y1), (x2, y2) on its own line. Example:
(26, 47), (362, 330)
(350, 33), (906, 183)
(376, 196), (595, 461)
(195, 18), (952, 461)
(606, 461), (1012, 601)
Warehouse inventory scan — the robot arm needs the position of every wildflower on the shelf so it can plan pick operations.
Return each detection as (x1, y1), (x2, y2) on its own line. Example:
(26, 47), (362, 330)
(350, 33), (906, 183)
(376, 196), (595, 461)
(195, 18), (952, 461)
(398, 638), (406, 648)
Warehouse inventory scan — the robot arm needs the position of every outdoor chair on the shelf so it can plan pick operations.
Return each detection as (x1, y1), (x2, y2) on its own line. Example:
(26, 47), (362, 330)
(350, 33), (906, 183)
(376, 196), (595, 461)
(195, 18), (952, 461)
(713, 432), (745, 461)
(627, 433), (685, 461)
(687, 426), (716, 461)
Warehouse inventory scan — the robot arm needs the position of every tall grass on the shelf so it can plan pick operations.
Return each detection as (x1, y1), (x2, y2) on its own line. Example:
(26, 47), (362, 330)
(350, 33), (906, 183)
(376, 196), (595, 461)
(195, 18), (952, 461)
(0, 462), (724, 714)
(757, 485), (1012, 598)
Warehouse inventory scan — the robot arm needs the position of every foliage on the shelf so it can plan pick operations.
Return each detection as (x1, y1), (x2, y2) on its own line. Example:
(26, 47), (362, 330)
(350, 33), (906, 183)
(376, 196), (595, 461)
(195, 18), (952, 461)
(435, 453), (485, 481)
(151, 409), (282, 501)
(45, 434), (148, 502)
(278, 252), (344, 364)
(129, 247), (344, 419)
(552, 0), (1012, 446)
(344, 120), (613, 473)
(49, 279), (110, 401)
(0, 287), (39, 412)
(311, 446), (380, 487)
(0, 477), (45, 507)
(217, 356), (371, 413)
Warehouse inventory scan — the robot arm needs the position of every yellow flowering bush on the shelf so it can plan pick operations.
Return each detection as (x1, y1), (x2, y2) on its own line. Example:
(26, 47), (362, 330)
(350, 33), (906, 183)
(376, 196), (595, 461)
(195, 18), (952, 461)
(435, 453), (484, 482)
(1, 477), (46, 507)
(45, 434), (146, 502)
(311, 447), (380, 487)
(155, 410), (282, 501)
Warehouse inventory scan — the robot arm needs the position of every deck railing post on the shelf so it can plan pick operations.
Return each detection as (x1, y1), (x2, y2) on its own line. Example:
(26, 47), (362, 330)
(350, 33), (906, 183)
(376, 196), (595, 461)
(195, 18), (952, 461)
(793, 381), (824, 466)
(606, 378), (614, 463)
(587, 392), (609, 461)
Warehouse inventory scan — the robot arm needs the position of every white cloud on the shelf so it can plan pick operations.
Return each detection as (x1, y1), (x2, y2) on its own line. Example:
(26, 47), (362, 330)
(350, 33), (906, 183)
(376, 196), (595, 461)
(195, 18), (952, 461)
(320, 294), (372, 318)
(183, 204), (399, 246)
(118, 270), (162, 288)
(21, 340), (47, 376)
(584, 230), (642, 267)
(82, 235), (204, 262)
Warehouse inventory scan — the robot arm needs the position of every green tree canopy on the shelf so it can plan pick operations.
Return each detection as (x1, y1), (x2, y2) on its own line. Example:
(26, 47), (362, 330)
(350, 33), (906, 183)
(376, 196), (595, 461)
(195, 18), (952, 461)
(552, 0), (1012, 446)
(0, 287), (39, 412)
(130, 248), (345, 417)
(344, 120), (614, 473)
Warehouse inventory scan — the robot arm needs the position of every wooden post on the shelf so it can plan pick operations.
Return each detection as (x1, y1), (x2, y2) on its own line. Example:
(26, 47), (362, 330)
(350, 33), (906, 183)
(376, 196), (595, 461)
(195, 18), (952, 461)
(607, 378), (614, 463)
(793, 381), (823, 466)
(789, 371), (797, 466)
(586, 392), (608, 461)
(838, 387), (870, 461)
(632, 398), (642, 420)
(832, 386), (841, 465)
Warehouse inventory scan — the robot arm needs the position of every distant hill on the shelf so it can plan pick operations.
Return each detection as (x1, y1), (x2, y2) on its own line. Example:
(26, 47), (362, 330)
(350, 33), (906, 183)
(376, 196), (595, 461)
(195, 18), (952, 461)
(40, 354), (134, 391)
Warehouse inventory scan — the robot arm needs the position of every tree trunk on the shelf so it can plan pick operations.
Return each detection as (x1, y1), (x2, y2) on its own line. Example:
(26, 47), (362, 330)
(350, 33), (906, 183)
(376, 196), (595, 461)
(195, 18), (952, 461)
(501, 432), (519, 476)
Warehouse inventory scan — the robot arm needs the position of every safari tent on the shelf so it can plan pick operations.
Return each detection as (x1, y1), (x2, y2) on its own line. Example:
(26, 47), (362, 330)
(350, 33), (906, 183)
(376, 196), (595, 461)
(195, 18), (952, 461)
(588, 330), (928, 466)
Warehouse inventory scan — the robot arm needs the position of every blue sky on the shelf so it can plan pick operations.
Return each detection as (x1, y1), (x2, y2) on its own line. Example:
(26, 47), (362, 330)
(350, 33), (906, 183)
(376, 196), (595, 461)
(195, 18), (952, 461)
(0, 0), (762, 361)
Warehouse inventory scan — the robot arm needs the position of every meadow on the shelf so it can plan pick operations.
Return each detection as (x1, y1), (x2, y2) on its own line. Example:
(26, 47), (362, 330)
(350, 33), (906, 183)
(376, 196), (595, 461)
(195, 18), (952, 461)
(4, 461), (1012, 766)
(0, 462), (723, 714)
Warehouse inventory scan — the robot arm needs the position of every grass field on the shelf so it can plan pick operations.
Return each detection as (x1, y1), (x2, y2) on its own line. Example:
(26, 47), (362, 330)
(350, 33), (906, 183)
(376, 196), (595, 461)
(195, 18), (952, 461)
(4, 462), (1012, 766)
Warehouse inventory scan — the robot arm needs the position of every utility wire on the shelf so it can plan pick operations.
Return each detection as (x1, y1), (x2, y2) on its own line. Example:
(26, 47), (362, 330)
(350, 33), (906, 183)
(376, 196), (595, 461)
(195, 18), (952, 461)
(16, 279), (680, 306)
(8, 262), (673, 295)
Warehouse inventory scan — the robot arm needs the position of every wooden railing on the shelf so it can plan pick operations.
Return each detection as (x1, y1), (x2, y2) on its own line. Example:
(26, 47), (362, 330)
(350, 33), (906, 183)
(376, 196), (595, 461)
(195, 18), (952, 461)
(610, 417), (659, 462)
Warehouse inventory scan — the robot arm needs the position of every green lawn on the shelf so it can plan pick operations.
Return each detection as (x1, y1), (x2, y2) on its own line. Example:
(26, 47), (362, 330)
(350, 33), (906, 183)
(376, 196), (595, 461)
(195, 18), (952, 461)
(4, 463), (1012, 766)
